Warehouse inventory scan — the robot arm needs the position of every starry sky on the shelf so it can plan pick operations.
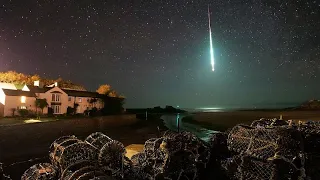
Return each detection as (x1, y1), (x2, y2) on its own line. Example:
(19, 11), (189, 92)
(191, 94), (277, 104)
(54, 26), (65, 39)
(0, 0), (319, 108)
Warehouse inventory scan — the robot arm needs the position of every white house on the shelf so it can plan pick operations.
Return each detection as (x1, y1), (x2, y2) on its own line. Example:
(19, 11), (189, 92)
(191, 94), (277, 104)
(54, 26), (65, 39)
(0, 81), (104, 117)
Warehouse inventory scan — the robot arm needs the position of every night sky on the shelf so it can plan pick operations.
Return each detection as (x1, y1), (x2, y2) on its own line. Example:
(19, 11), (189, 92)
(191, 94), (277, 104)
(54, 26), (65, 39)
(0, 0), (319, 108)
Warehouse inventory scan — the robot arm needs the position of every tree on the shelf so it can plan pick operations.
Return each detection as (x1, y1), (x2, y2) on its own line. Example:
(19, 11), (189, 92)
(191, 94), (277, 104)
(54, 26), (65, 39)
(35, 98), (48, 115)
(0, 71), (86, 90)
(96, 84), (125, 115)
(108, 90), (118, 97)
(89, 98), (98, 108)
(101, 96), (125, 115)
(96, 84), (111, 95)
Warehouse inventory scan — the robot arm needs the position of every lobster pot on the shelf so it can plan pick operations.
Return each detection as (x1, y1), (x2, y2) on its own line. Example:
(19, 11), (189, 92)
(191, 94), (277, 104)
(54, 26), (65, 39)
(98, 140), (126, 174)
(124, 166), (152, 180)
(227, 125), (303, 160)
(21, 163), (57, 180)
(238, 155), (305, 180)
(85, 132), (113, 150)
(164, 131), (211, 168)
(49, 135), (80, 167)
(251, 118), (288, 128)
(238, 156), (275, 180)
(221, 155), (242, 180)
(131, 152), (147, 166)
(181, 132), (211, 167)
(49, 136), (98, 171)
(150, 149), (169, 176)
(90, 176), (114, 180)
(305, 154), (320, 180)
(160, 150), (198, 180)
(162, 135), (183, 154)
(60, 160), (112, 180)
(143, 138), (164, 157)
(162, 130), (180, 139)
(180, 131), (204, 151)
(208, 132), (229, 160)
(298, 125), (320, 154)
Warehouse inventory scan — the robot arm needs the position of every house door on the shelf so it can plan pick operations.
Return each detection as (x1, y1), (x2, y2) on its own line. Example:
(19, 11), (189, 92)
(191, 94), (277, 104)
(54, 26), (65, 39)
(52, 105), (61, 114)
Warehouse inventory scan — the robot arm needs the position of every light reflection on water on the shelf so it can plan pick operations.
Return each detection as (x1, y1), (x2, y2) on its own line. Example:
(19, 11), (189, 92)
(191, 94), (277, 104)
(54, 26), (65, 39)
(160, 114), (217, 143)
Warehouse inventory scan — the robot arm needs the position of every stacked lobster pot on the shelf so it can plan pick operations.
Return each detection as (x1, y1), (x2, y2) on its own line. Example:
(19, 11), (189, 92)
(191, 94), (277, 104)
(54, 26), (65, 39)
(130, 131), (211, 180)
(49, 135), (99, 171)
(21, 163), (58, 180)
(225, 124), (305, 180)
(250, 118), (289, 128)
(297, 123), (320, 179)
(22, 135), (113, 180)
(84, 132), (129, 179)
(1, 163), (11, 180)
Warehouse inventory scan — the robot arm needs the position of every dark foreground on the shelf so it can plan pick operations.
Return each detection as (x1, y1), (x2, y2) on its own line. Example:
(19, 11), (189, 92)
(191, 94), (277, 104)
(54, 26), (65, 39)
(0, 115), (163, 179)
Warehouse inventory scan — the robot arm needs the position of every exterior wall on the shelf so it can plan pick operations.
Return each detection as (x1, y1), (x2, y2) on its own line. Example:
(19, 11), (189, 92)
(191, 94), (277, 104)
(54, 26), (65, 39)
(0, 103), (4, 118)
(4, 96), (36, 117)
(38, 87), (68, 114)
(0, 89), (4, 118)
(77, 97), (89, 113)
(0, 84), (106, 116)
(67, 96), (104, 114)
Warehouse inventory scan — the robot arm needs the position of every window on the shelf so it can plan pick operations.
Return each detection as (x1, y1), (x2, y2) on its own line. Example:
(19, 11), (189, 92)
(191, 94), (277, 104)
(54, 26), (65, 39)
(20, 106), (26, 109)
(52, 94), (61, 102)
(52, 105), (61, 114)
(78, 98), (82, 103)
(21, 96), (26, 103)
(68, 96), (72, 101)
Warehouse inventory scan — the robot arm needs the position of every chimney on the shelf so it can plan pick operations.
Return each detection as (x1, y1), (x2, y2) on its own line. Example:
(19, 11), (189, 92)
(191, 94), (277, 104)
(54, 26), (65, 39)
(54, 82), (58, 87)
(34, 80), (40, 87)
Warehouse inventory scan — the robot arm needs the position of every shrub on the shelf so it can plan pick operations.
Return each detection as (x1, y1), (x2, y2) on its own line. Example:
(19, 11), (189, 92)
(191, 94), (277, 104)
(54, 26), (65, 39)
(18, 109), (29, 117)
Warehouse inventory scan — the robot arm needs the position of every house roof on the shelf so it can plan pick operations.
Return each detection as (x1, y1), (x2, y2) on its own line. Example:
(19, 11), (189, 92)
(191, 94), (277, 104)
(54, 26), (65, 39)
(27, 86), (52, 93)
(2, 89), (36, 97)
(51, 91), (63, 94)
(0, 83), (17, 90)
(62, 89), (103, 98)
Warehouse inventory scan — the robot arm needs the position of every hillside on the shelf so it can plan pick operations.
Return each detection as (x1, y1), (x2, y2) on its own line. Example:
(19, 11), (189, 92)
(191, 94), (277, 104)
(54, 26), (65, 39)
(296, 100), (320, 110)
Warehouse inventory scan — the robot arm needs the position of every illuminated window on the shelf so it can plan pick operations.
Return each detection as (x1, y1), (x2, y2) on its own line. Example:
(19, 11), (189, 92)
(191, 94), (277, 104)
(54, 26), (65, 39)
(21, 96), (26, 103)
(20, 106), (26, 109)
(52, 94), (61, 102)
(79, 98), (82, 103)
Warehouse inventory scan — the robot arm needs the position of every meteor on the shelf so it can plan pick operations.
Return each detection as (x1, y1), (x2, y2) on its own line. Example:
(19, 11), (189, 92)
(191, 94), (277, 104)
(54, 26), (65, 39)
(208, 5), (215, 71)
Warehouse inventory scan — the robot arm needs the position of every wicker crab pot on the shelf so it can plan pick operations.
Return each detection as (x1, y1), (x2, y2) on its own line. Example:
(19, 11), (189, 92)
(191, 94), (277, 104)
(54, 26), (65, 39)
(60, 160), (114, 180)
(21, 163), (58, 180)
(49, 135), (99, 171)
(85, 132), (113, 150)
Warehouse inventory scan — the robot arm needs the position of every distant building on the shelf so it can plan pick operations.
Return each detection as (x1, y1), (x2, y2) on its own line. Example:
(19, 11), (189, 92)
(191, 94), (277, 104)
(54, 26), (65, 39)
(0, 81), (104, 117)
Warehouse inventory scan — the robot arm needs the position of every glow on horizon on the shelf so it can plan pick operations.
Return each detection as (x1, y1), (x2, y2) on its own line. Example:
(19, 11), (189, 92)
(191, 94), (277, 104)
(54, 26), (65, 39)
(208, 5), (215, 72)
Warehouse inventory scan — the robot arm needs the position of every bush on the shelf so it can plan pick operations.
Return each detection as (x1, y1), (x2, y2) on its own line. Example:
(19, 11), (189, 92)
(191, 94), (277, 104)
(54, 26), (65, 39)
(67, 107), (76, 115)
(101, 97), (124, 115)
(18, 109), (29, 117)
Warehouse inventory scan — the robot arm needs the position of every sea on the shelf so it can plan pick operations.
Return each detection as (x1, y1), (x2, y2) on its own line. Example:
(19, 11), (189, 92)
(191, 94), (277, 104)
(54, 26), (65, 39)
(183, 102), (301, 113)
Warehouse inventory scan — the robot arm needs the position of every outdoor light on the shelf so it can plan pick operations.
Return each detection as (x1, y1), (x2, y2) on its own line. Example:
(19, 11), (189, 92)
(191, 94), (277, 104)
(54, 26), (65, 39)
(21, 96), (26, 103)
